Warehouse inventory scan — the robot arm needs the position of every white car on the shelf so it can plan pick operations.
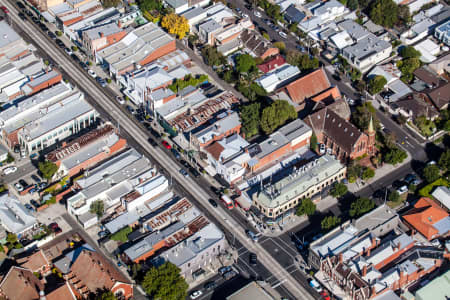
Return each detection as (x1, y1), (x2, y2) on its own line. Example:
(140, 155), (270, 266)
(309, 279), (323, 292)
(88, 69), (97, 78)
(64, 47), (73, 55)
(397, 185), (408, 195)
(254, 11), (262, 17)
(242, 13), (249, 18)
(319, 143), (326, 154)
(115, 96), (125, 105)
(14, 183), (24, 192)
(3, 166), (17, 175)
(190, 290), (203, 299)
(279, 31), (287, 38)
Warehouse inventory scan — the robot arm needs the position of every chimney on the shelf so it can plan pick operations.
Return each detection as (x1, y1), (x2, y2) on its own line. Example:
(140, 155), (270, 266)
(366, 248), (371, 257)
(339, 253), (343, 263)
(118, 20), (122, 28)
(62, 141), (67, 147)
(370, 285), (376, 296)
(362, 265), (367, 277)
(100, 32), (104, 38)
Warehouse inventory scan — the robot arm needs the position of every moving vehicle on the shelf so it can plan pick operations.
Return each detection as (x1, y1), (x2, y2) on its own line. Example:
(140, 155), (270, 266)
(180, 169), (189, 177)
(204, 281), (217, 291)
(162, 140), (171, 149)
(208, 198), (218, 208)
(246, 230), (260, 242)
(3, 166), (17, 175)
(221, 195), (234, 210)
(190, 290), (202, 299)
(87, 69), (97, 78)
(249, 253), (258, 265)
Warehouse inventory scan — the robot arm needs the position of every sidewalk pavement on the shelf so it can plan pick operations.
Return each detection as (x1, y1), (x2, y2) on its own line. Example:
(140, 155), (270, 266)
(347, 151), (412, 193)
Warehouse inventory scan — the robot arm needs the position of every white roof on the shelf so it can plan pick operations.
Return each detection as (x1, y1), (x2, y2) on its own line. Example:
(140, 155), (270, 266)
(414, 39), (440, 63)
(431, 186), (450, 210)
(330, 30), (353, 49)
(0, 193), (37, 235)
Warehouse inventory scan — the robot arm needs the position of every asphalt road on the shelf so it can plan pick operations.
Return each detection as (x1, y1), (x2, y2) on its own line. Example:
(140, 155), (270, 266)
(4, 2), (316, 299)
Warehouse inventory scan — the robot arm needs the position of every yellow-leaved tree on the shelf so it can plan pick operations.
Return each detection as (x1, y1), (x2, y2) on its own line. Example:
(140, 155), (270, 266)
(161, 13), (189, 39)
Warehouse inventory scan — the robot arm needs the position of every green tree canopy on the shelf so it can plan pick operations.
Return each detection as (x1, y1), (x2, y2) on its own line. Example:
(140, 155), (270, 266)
(423, 164), (440, 183)
(384, 147), (407, 165)
(330, 182), (348, 198)
(296, 198), (316, 216)
(236, 54), (257, 73)
(260, 100), (297, 134)
(138, 0), (163, 12)
(369, 0), (399, 28)
(142, 262), (188, 300)
(368, 75), (387, 95)
(240, 103), (261, 138)
(361, 167), (375, 180)
(310, 132), (318, 151)
(95, 290), (117, 300)
(351, 102), (378, 131)
(399, 46), (421, 59)
(38, 161), (58, 180)
(388, 190), (400, 203)
(201, 46), (226, 66)
(321, 216), (341, 231)
(349, 197), (375, 217)
(286, 50), (319, 71)
(89, 200), (104, 218)
(439, 149), (450, 172)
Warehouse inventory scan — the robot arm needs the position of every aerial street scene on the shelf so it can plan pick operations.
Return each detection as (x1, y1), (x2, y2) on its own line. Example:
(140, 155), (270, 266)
(0, 0), (448, 298)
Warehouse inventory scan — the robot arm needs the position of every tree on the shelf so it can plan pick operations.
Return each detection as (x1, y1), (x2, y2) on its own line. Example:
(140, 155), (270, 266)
(347, 163), (363, 183)
(260, 100), (297, 134)
(38, 161), (58, 180)
(138, 0), (163, 12)
(102, 0), (122, 7)
(236, 54), (256, 73)
(397, 58), (421, 81)
(161, 14), (189, 39)
(384, 147), (407, 165)
(347, 0), (359, 10)
(351, 102), (378, 131)
(89, 200), (104, 218)
(285, 50), (319, 71)
(273, 41), (286, 52)
(201, 46), (226, 66)
(296, 198), (316, 216)
(321, 216), (341, 231)
(398, 5), (411, 24)
(330, 182), (348, 198)
(388, 190), (400, 203)
(142, 262), (188, 300)
(439, 149), (450, 172)
(95, 291), (117, 300)
(349, 197), (375, 217)
(361, 167), (375, 180)
(423, 164), (440, 183)
(6, 233), (17, 245)
(369, 0), (398, 28)
(368, 75), (387, 95)
(240, 103), (261, 138)
(399, 46), (421, 59)
(310, 133), (318, 151)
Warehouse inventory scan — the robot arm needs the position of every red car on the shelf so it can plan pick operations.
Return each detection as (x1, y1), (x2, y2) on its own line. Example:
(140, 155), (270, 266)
(0, 6), (9, 13)
(48, 222), (59, 230)
(162, 140), (171, 149)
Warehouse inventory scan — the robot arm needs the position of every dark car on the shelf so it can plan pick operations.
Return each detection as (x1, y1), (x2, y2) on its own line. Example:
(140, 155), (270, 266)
(148, 137), (157, 146)
(17, 2), (25, 9)
(48, 222), (59, 230)
(218, 266), (231, 275)
(171, 148), (181, 159)
(26, 10), (33, 16)
(150, 128), (161, 138)
(55, 39), (64, 48)
(249, 253), (257, 265)
(31, 174), (41, 183)
(189, 167), (200, 178)
(404, 173), (416, 185)
(79, 61), (88, 70)
(53, 227), (62, 235)
(180, 160), (190, 168)
(211, 186), (220, 195)
(392, 180), (405, 189)
(39, 23), (48, 31)
(28, 187), (38, 194)
(24, 203), (35, 211)
(30, 200), (40, 209)
(98, 230), (108, 238)
(19, 179), (29, 188)
(71, 53), (80, 62)
(208, 198), (218, 208)
(203, 281), (217, 291)
(38, 182), (48, 189)
(14, 144), (20, 153)
(48, 31), (56, 40)
(18, 12), (26, 20)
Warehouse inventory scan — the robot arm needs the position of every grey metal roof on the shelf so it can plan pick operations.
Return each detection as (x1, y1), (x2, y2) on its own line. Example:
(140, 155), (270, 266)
(0, 21), (22, 50)
(199, 19), (222, 33)
(339, 20), (370, 41)
(431, 186), (450, 210)
(0, 143), (8, 156)
(0, 194), (37, 235)
(277, 119), (311, 143)
(433, 216), (450, 236)
(285, 5), (306, 24)
(84, 23), (122, 40)
(104, 211), (139, 234)
(194, 111), (241, 145)
(181, 6), (205, 20)
(164, 0), (187, 8)
(343, 34), (391, 60)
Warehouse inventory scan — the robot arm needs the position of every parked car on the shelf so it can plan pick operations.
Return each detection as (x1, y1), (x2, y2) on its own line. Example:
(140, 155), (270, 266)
(208, 198), (218, 208)
(96, 77), (107, 87)
(148, 137), (157, 147)
(189, 167), (200, 178)
(19, 179), (29, 188)
(246, 230), (260, 242)
(87, 69), (97, 78)
(98, 231), (108, 238)
(319, 143), (326, 154)
(189, 290), (202, 299)
(64, 47), (72, 55)
(171, 148), (181, 159)
(16, 2), (25, 9)
(53, 227), (62, 235)
(180, 169), (189, 177)
(47, 31), (56, 39)
(3, 166), (17, 175)
(79, 61), (88, 71)
(24, 203), (35, 211)
(218, 266), (231, 275)
(70, 53), (80, 62)
(279, 31), (288, 38)
(180, 159), (190, 168)
(28, 187), (38, 194)
(30, 200), (40, 209)
(38, 182), (48, 189)
(309, 279), (323, 292)
(115, 96), (125, 105)
(223, 270), (237, 280)
(14, 183), (24, 192)
(48, 223), (59, 230)
(253, 11), (261, 17)
(55, 39), (64, 48)
(404, 173), (416, 184)
(161, 140), (171, 149)
(397, 185), (408, 195)
(18, 12), (26, 20)
(249, 253), (258, 265)
(204, 281), (217, 291)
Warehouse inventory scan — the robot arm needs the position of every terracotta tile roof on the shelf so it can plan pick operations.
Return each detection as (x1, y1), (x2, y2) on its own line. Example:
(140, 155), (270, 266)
(46, 283), (76, 300)
(403, 197), (449, 240)
(0, 266), (44, 300)
(257, 54), (286, 73)
(427, 83), (450, 110)
(204, 141), (225, 161)
(68, 250), (131, 293)
(305, 108), (364, 153)
(284, 68), (331, 104)
(16, 250), (49, 272)
(413, 67), (440, 86)
(311, 86), (341, 102)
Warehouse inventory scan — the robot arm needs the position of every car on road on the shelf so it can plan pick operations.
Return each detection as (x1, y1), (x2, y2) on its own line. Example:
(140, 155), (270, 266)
(28, 187), (38, 194)
(208, 198), (218, 208)
(148, 137), (157, 147)
(309, 279), (323, 292)
(3, 166), (17, 175)
(249, 253), (258, 265)
(19, 12), (26, 20)
(171, 148), (181, 159)
(246, 230), (260, 242)
(253, 11), (262, 17)
(397, 185), (408, 195)
(115, 96), (125, 105)
(16, 2), (25, 9)
(14, 183), (24, 192)
(242, 13), (249, 18)
(47, 31), (56, 39)
(279, 31), (288, 38)
(189, 290), (202, 299)
(223, 270), (237, 280)
(24, 203), (35, 211)
(31, 174), (41, 183)
(180, 169), (189, 177)
(189, 167), (200, 178)
(404, 173), (418, 185)
(30, 200), (40, 209)
(319, 143), (325, 154)
(87, 69), (97, 78)
(55, 39), (65, 48)
(180, 159), (190, 168)
(64, 47), (72, 55)
(161, 140), (171, 149)
(71, 53), (80, 62)
(204, 281), (217, 291)
(96, 77), (107, 87)
(0, 6), (9, 13)
(149, 128), (161, 138)
(218, 266), (231, 275)
(79, 61), (88, 71)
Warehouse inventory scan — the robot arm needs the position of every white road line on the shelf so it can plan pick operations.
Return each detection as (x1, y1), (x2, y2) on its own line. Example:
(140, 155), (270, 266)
(237, 257), (258, 277)
(272, 279), (287, 289)
(3, 4), (315, 298)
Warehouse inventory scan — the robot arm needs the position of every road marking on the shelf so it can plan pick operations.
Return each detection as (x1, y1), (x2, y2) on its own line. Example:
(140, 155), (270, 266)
(271, 279), (287, 288)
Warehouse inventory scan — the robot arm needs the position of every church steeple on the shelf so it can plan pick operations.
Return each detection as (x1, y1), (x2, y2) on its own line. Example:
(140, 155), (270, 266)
(368, 115), (374, 134)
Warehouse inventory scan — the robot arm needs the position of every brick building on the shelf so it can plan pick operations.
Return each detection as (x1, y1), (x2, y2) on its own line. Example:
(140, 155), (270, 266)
(81, 23), (126, 60)
(193, 111), (241, 148)
(21, 70), (62, 96)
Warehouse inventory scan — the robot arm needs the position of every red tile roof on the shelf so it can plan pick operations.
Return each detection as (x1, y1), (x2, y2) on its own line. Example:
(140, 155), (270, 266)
(311, 86), (341, 102)
(204, 141), (225, 161)
(16, 250), (49, 273)
(284, 68), (331, 104)
(0, 266), (43, 300)
(257, 54), (286, 73)
(46, 283), (76, 300)
(402, 197), (449, 240)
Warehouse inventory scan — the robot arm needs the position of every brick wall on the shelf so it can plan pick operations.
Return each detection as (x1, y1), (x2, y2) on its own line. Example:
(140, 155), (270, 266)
(252, 143), (292, 171)
(28, 73), (63, 95)
(133, 240), (166, 263)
